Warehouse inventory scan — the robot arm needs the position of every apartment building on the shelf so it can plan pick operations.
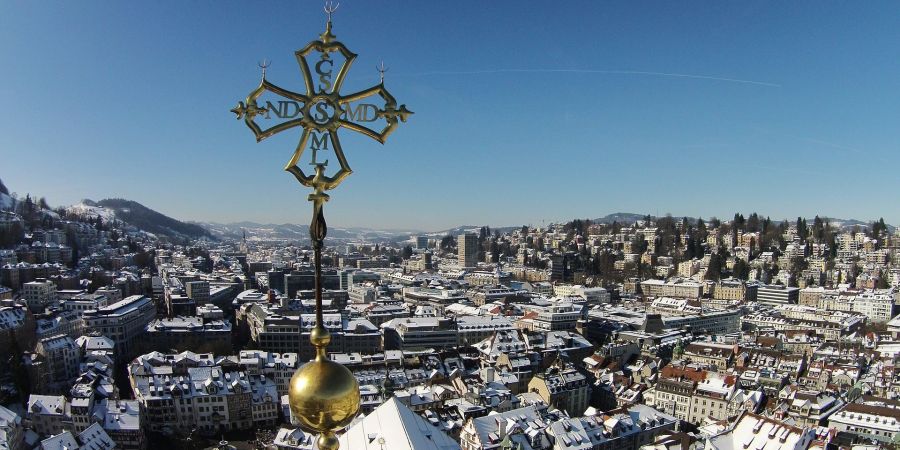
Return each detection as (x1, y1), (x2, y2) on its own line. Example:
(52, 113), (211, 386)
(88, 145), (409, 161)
(82, 295), (156, 361)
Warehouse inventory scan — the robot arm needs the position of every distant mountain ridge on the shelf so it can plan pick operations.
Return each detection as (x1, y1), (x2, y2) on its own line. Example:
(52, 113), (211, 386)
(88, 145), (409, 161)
(69, 198), (213, 240)
(203, 211), (893, 243)
(196, 221), (422, 243)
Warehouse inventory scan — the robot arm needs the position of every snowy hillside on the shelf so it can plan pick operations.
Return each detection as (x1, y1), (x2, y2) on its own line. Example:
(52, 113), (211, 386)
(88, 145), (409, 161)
(67, 200), (118, 221)
(0, 192), (14, 210)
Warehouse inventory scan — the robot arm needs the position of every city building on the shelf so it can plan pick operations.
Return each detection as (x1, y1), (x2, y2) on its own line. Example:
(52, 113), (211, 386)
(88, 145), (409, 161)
(62, 293), (110, 313)
(460, 405), (545, 450)
(242, 303), (381, 360)
(129, 351), (280, 435)
(828, 397), (900, 444)
(640, 279), (704, 299)
(756, 284), (800, 306)
(26, 395), (72, 438)
(456, 315), (514, 346)
(36, 334), (82, 388)
(527, 360), (590, 416)
(687, 375), (737, 424)
(0, 405), (24, 450)
(546, 404), (677, 450)
(713, 279), (757, 302)
(143, 316), (232, 355)
(23, 279), (58, 312)
(551, 284), (610, 304)
(519, 302), (581, 332)
(82, 295), (156, 362)
(236, 350), (299, 397)
(382, 317), (459, 351)
(0, 301), (35, 351)
(458, 234), (478, 269)
(706, 411), (814, 450)
(184, 280), (210, 305)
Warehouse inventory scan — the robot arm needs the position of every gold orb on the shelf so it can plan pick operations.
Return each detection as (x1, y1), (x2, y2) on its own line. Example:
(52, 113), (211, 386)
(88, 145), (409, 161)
(288, 357), (361, 437)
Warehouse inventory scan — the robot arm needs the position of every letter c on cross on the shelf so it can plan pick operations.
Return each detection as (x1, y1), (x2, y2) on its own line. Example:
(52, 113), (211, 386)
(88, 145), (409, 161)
(315, 59), (334, 92)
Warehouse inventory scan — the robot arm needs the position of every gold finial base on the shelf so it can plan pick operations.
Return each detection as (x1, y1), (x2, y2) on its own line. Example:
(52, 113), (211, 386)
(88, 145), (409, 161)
(233, 6), (411, 448)
(288, 356), (360, 448)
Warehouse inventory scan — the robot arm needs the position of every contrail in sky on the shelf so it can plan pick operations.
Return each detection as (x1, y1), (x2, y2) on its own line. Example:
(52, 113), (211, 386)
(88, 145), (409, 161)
(393, 68), (781, 87)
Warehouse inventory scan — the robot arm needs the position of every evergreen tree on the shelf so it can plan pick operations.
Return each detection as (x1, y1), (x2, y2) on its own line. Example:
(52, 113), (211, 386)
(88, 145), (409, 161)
(7, 333), (31, 400)
(490, 241), (500, 263)
(22, 194), (35, 226)
(732, 259), (750, 281)
(440, 234), (455, 251)
(705, 254), (723, 281)
(747, 213), (760, 233)
(813, 216), (825, 242)
(876, 271), (889, 289)
(632, 234), (648, 255)
(827, 229), (837, 259)
(685, 237), (697, 260)
(871, 218), (887, 240)
(796, 217), (809, 242)
(733, 213), (746, 231)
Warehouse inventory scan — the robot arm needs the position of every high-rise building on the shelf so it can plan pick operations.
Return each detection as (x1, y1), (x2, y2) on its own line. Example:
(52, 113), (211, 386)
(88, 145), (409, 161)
(416, 235), (428, 249)
(458, 233), (477, 269)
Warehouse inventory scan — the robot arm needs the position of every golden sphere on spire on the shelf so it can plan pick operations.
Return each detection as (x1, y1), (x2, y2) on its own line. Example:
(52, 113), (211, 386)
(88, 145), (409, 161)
(288, 354), (360, 450)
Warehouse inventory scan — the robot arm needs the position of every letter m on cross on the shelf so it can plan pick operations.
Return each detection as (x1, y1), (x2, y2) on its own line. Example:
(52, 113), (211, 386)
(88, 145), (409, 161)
(309, 132), (330, 166)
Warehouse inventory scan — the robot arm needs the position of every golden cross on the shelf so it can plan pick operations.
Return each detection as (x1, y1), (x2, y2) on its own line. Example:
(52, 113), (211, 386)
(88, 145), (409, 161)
(231, 15), (412, 193)
(230, 11), (412, 450)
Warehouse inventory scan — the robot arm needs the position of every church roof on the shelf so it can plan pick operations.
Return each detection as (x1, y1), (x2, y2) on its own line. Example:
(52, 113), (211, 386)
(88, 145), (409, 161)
(338, 397), (460, 450)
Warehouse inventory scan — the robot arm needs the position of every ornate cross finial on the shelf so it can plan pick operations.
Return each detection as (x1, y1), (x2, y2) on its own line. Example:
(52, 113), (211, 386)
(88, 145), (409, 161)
(231, 11), (412, 449)
(231, 13), (413, 193)
(377, 61), (388, 83)
(258, 59), (271, 79)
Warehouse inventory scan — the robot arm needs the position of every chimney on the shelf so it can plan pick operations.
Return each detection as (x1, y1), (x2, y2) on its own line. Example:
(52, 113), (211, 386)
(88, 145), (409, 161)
(497, 418), (507, 438)
(484, 366), (495, 383)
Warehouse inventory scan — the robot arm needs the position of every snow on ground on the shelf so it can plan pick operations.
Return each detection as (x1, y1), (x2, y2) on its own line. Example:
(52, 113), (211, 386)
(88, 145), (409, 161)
(67, 201), (117, 221)
(0, 193), (14, 210)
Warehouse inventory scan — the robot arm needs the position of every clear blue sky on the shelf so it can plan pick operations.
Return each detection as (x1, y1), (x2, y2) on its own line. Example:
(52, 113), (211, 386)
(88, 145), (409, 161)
(2, 1), (898, 231)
